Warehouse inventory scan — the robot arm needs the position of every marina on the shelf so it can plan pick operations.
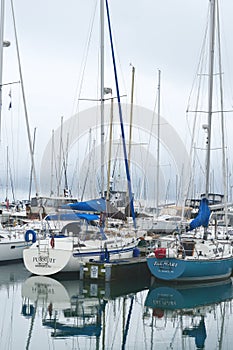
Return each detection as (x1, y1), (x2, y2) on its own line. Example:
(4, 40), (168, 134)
(1, 0), (233, 349)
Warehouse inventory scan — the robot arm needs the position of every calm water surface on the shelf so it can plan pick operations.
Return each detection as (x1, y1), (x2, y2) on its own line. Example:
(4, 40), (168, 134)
(1, 262), (233, 349)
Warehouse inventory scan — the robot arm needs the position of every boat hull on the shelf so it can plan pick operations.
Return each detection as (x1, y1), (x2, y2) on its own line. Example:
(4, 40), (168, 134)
(23, 238), (73, 276)
(23, 236), (138, 276)
(146, 256), (233, 282)
(0, 239), (31, 263)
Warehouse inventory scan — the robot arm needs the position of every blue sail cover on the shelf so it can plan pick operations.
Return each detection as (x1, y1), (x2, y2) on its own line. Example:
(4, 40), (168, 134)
(59, 198), (126, 220)
(45, 213), (99, 221)
(189, 198), (211, 231)
(60, 198), (106, 212)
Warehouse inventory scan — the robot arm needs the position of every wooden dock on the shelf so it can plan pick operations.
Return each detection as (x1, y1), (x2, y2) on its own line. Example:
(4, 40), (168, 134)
(79, 256), (148, 282)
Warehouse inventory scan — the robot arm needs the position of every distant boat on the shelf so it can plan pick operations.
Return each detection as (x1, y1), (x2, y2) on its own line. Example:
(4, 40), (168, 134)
(0, 227), (36, 263)
(146, 0), (233, 283)
(28, 195), (79, 218)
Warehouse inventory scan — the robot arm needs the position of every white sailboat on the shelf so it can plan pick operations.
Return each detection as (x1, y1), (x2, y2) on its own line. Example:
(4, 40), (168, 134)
(0, 0), (42, 263)
(23, 0), (141, 276)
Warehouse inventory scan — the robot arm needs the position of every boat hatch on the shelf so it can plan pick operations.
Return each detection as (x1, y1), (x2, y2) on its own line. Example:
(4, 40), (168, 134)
(182, 241), (195, 256)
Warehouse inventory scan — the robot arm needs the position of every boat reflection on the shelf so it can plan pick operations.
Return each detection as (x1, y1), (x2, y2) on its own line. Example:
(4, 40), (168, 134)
(21, 271), (151, 342)
(22, 276), (104, 337)
(144, 278), (233, 348)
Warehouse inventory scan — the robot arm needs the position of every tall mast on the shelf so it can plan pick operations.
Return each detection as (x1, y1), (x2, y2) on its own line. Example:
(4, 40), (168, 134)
(205, 0), (216, 198)
(28, 128), (37, 201)
(216, 0), (228, 230)
(203, 0), (216, 240)
(11, 0), (39, 195)
(105, 0), (136, 229)
(0, 0), (5, 143)
(128, 65), (135, 169)
(126, 65), (135, 217)
(6, 145), (8, 200)
(156, 69), (161, 217)
(107, 98), (113, 202)
(57, 116), (63, 196)
(50, 130), (55, 196)
(100, 0), (105, 197)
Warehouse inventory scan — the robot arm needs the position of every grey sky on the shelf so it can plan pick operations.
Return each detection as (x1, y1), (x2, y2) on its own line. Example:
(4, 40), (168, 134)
(1, 0), (233, 199)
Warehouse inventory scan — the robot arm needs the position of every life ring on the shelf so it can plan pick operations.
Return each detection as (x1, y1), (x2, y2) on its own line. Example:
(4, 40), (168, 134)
(25, 229), (37, 243)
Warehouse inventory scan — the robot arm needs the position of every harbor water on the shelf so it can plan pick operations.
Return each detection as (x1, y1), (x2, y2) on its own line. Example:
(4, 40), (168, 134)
(1, 262), (233, 349)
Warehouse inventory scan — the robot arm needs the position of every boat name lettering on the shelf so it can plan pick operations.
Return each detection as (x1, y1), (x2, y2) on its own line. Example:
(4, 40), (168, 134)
(32, 256), (56, 264)
(154, 260), (177, 268)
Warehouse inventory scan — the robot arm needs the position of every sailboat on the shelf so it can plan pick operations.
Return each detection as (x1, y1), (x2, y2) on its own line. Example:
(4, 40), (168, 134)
(23, 0), (142, 276)
(0, 1), (44, 263)
(146, 0), (233, 282)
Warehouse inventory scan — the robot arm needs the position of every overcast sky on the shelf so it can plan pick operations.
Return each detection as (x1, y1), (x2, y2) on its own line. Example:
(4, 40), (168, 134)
(1, 0), (233, 199)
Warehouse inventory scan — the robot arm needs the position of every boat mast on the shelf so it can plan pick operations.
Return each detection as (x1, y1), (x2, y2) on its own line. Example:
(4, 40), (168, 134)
(203, 0), (216, 240)
(216, 0), (228, 231)
(57, 116), (63, 196)
(156, 69), (161, 218)
(50, 129), (55, 196)
(10, 0), (39, 195)
(105, 0), (136, 229)
(106, 97), (113, 202)
(28, 127), (37, 201)
(126, 65), (135, 217)
(128, 65), (135, 170)
(6, 145), (8, 201)
(100, 0), (105, 198)
(0, 0), (5, 143)
(205, 0), (216, 199)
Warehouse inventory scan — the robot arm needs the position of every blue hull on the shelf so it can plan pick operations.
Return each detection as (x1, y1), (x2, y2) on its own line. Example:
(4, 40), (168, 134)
(146, 256), (233, 282)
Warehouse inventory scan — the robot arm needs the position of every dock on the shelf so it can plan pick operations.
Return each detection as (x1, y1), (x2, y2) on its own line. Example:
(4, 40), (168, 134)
(79, 256), (148, 282)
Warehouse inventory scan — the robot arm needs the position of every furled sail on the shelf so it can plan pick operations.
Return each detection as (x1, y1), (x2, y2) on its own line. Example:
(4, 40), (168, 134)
(45, 213), (99, 221)
(60, 198), (126, 220)
(60, 198), (106, 212)
(188, 198), (210, 231)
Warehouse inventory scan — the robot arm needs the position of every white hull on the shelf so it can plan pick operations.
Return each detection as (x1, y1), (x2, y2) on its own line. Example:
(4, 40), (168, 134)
(0, 236), (31, 262)
(23, 236), (138, 276)
(138, 215), (187, 233)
